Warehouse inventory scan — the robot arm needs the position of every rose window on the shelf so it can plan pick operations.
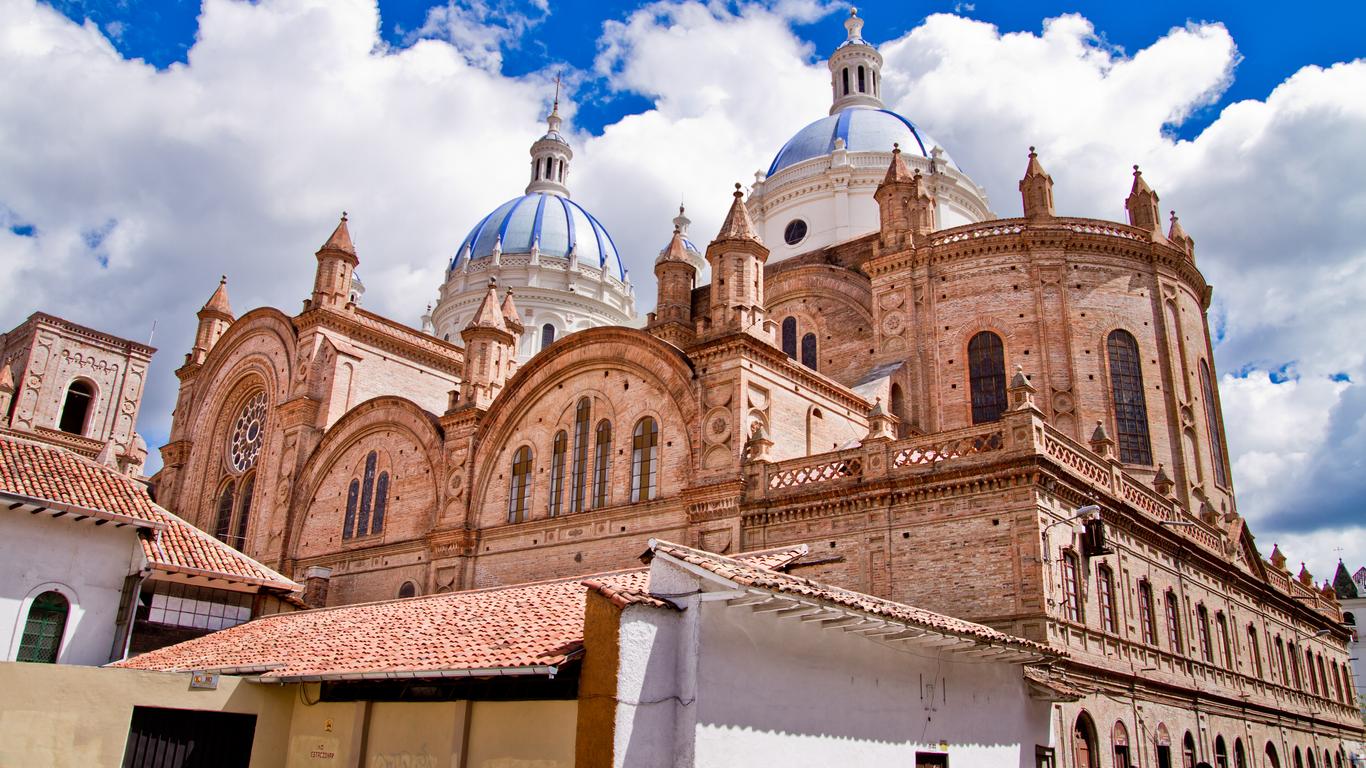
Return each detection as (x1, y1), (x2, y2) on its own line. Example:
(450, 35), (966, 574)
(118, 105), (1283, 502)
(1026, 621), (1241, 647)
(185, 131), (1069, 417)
(228, 392), (267, 473)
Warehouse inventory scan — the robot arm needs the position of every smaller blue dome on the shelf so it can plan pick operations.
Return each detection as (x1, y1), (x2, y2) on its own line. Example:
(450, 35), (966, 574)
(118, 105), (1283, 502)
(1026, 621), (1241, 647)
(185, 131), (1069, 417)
(766, 107), (955, 176)
(451, 193), (625, 280)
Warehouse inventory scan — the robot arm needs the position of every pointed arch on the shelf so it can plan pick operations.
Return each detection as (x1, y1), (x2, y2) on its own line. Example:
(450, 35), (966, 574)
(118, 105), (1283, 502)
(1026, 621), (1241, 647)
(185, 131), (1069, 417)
(968, 331), (1007, 423)
(1107, 329), (1153, 464)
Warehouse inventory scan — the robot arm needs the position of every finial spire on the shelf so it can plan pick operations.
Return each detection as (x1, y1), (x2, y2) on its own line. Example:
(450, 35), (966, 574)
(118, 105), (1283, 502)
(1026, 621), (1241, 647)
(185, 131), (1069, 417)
(828, 5), (884, 114)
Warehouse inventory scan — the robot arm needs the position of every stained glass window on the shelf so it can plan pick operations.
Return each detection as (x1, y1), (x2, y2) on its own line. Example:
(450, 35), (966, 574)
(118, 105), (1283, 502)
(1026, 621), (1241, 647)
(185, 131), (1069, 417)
(508, 446), (532, 523)
(781, 317), (797, 359)
(1107, 331), (1152, 464)
(969, 331), (1007, 424)
(228, 391), (268, 473)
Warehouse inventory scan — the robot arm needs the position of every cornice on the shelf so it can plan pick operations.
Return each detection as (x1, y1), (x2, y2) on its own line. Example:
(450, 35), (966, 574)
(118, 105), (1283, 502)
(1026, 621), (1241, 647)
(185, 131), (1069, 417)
(689, 333), (870, 415)
(294, 307), (464, 376)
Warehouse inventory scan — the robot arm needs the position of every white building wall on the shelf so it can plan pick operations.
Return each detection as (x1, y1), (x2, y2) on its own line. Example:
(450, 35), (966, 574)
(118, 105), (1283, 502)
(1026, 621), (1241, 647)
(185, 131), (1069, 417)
(1343, 595), (1366, 715)
(0, 512), (144, 665)
(614, 557), (1053, 768)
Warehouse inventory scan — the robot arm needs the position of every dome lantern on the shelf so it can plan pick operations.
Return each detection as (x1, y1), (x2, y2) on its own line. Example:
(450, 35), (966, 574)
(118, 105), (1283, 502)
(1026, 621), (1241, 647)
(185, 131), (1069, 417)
(526, 76), (573, 197)
(828, 8), (884, 115)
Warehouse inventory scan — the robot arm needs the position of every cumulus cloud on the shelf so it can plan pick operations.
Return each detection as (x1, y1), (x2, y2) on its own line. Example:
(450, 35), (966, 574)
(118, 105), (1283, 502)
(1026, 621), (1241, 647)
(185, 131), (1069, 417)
(0, 0), (1362, 575)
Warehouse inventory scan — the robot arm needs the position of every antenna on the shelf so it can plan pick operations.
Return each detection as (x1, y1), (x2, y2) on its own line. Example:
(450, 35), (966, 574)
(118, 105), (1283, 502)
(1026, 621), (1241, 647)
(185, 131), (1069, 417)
(147, 319), (157, 346)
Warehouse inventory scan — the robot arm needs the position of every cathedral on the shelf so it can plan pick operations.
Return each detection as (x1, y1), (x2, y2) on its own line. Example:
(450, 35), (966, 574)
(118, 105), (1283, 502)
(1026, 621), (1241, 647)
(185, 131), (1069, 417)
(148, 10), (1359, 766)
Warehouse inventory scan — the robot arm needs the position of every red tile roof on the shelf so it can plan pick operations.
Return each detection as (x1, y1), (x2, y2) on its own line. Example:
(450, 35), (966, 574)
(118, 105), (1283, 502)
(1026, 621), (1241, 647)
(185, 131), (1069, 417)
(0, 433), (297, 592)
(116, 547), (808, 680)
(649, 539), (1059, 658)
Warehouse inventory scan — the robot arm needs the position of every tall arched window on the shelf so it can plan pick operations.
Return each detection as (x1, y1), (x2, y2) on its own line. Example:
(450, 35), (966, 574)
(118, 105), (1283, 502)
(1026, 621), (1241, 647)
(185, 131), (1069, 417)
(16, 591), (69, 663)
(1182, 732), (1197, 768)
(781, 316), (798, 359)
(1266, 742), (1281, 768)
(630, 417), (659, 503)
(541, 323), (556, 350)
(1138, 580), (1157, 645)
(1060, 551), (1081, 622)
(1197, 604), (1213, 662)
(1308, 751), (1319, 768)
(1200, 360), (1230, 486)
(548, 430), (566, 517)
(1234, 738), (1247, 768)
(841, 67), (849, 95)
(1155, 724), (1172, 768)
(1275, 636), (1288, 684)
(1097, 564), (1117, 633)
(231, 475), (254, 551)
(58, 380), (94, 435)
(343, 479), (360, 538)
(1216, 612), (1232, 667)
(214, 482), (235, 542)
(968, 331), (1007, 424)
(570, 398), (590, 514)
(857, 64), (866, 92)
(1215, 736), (1229, 768)
(800, 333), (818, 370)
(357, 450), (377, 535)
(508, 445), (532, 523)
(593, 419), (612, 508)
(1072, 713), (1098, 768)
(1112, 721), (1131, 768)
(1247, 624), (1263, 677)
(1107, 330), (1153, 464)
(1306, 648), (1318, 695)
(1165, 589), (1184, 653)
(342, 451), (387, 539)
(372, 471), (389, 534)
(1294, 747), (1304, 768)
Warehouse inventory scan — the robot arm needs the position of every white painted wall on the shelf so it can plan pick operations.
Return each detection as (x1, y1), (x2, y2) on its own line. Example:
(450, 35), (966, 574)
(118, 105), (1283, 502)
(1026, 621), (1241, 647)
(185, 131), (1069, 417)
(0, 511), (145, 665)
(613, 556), (1054, 768)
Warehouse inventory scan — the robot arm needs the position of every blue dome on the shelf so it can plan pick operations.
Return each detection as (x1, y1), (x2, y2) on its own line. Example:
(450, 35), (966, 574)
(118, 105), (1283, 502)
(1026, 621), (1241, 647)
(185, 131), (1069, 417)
(452, 193), (625, 280)
(766, 107), (955, 176)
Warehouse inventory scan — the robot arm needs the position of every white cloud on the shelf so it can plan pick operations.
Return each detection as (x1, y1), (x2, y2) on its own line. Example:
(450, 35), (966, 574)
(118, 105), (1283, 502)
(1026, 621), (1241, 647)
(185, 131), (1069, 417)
(0, 0), (1363, 574)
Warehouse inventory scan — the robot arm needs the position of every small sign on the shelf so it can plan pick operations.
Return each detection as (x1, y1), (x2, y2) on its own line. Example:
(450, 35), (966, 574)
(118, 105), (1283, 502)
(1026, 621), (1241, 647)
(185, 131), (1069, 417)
(189, 671), (219, 690)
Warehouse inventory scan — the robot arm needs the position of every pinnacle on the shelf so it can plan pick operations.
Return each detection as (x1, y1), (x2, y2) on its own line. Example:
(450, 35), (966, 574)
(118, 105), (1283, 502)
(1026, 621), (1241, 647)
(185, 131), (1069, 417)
(881, 143), (916, 185)
(200, 275), (234, 318)
(1167, 210), (1189, 242)
(660, 226), (692, 264)
(465, 278), (508, 333)
(0, 358), (15, 392)
(714, 183), (761, 243)
(500, 288), (524, 334)
(1129, 165), (1155, 196)
(1023, 146), (1048, 179)
(318, 211), (356, 257)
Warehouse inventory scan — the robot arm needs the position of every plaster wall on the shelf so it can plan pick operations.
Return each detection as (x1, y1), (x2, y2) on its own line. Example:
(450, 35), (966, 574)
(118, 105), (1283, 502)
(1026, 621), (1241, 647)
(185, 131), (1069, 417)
(0, 662), (294, 768)
(0, 511), (143, 665)
(466, 700), (578, 768)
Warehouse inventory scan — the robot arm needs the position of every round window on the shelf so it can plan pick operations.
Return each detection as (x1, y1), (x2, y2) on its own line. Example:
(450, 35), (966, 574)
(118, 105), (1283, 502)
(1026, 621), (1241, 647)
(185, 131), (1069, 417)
(228, 391), (268, 473)
(783, 219), (808, 246)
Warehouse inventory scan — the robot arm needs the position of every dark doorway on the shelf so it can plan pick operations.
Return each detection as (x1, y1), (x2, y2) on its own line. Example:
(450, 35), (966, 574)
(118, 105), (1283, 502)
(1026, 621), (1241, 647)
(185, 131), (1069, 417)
(916, 753), (949, 767)
(122, 706), (256, 768)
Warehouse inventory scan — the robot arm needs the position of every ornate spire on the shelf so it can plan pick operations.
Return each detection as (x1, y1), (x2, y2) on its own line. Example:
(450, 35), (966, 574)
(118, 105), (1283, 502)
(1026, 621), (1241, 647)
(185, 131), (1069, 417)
(526, 77), (573, 197)
(500, 287), (524, 334)
(828, 7), (884, 114)
(318, 211), (356, 258)
(1334, 560), (1359, 600)
(881, 143), (915, 185)
(659, 226), (691, 264)
(1167, 210), (1194, 256)
(714, 183), (761, 243)
(466, 278), (509, 333)
(1126, 165), (1162, 234)
(672, 203), (691, 236)
(1020, 146), (1055, 219)
(200, 275), (234, 320)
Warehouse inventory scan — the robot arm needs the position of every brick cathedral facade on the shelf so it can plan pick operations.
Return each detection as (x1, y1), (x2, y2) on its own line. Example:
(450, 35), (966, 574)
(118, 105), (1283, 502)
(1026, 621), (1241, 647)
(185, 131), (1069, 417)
(149, 11), (1361, 767)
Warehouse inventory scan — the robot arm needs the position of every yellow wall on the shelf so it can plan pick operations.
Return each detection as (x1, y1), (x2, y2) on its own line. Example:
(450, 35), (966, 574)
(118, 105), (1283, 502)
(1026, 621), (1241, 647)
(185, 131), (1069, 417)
(365, 701), (467, 768)
(466, 700), (578, 768)
(0, 661), (294, 768)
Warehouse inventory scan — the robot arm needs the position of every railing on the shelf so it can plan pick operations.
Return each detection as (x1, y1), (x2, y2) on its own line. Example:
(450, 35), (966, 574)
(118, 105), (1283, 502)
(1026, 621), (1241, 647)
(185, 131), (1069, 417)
(931, 223), (1025, 246)
(893, 429), (1003, 467)
(1041, 430), (1112, 487)
(767, 454), (863, 490)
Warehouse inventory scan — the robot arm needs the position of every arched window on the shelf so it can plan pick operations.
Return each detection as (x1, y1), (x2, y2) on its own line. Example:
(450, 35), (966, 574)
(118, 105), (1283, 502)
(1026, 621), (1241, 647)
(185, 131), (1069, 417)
(1308, 750), (1318, 768)
(548, 430), (567, 517)
(890, 383), (907, 431)
(541, 323), (556, 350)
(968, 331), (1007, 424)
(800, 333), (817, 370)
(1316, 653), (1330, 699)
(214, 482), (235, 542)
(1216, 612), (1232, 667)
(1112, 721), (1131, 768)
(857, 64), (866, 92)
(1346, 611), (1356, 625)
(559, 161), (565, 182)
(1097, 565), (1117, 633)
(1306, 648), (1318, 695)
(841, 67), (849, 95)
(1265, 742), (1281, 768)
(58, 380), (94, 435)
(1215, 736), (1229, 768)
(1107, 330), (1153, 464)
(630, 417), (659, 503)
(781, 316), (798, 359)
(1060, 551), (1081, 622)
(343, 479), (360, 539)
(1197, 604), (1213, 662)
(1155, 724), (1172, 768)
(398, 582), (416, 599)
(1200, 361), (1230, 486)
(1072, 712), (1098, 768)
(372, 471), (388, 534)
(232, 475), (254, 551)
(1247, 624), (1263, 677)
(1275, 636), (1288, 684)
(1165, 589), (1184, 653)
(1234, 738), (1247, 768)
(570, 398), (590, 513)
(16, 591), (69, 663)
(1294, 747), (1304, 768)
(1138, 580), (1157, 645)
(593, 419), (612, 508)
(507, 446), (532, 523)
(1182, 732), (1197, 768)
(357, 450), (377, 535)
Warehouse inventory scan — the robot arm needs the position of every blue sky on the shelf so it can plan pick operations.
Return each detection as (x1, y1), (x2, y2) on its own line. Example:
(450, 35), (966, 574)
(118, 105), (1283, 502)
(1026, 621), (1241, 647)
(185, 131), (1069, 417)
(48, 0), (1366, 139)
(4, 0), (1365, 579)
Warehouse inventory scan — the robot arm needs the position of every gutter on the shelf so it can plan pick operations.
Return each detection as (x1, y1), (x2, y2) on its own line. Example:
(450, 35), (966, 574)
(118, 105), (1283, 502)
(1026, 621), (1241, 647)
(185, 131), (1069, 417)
(244, 649), (586, 684)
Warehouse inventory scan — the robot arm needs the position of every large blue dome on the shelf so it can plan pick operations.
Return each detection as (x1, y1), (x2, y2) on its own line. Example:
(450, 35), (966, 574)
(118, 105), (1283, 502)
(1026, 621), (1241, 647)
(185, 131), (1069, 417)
(766, 107), (955, 176)
(452, 193), (625, 281)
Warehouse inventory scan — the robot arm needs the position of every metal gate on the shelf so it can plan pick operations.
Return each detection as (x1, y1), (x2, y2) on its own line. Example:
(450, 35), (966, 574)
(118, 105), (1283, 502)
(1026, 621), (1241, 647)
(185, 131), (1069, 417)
(121, 706), (256, 768)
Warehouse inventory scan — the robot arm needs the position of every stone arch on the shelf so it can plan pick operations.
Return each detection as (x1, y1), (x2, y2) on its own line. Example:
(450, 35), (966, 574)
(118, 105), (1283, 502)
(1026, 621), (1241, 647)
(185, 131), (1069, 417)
(469, 327), (697, 528)
(284, 396), (443, 564)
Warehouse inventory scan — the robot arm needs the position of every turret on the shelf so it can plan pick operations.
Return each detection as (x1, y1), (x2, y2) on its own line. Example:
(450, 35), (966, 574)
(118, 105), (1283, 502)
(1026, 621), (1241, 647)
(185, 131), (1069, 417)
(189, 276), (234, 365)
(828, 8), (884, 114)
(525, 78), (573, 197)
(459, 279), (517, 410)
(705, 184), (770, 340)
(873, 144), (935, 250)
(653, 225), (698, 328)
(1125, 166), (1162, 235)
(1167, 210), (1194, 257)
(310, 212), (359, 311)
(1019, 147), (1055, 220)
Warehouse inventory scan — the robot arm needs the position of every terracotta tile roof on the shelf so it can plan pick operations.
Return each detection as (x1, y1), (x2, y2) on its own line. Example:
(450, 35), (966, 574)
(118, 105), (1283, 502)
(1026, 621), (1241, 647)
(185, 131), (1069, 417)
(115, 548), (801, 679)
(0, 433), (297, 592)
(583, 579), (679, 610)
(649, 539), (1058, 658)
(1023, 665), (1085, 701)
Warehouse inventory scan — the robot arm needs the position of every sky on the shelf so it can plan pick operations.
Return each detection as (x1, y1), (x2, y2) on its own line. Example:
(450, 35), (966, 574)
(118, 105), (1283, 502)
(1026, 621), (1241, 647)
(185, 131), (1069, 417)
(1, 0), (1363, 581)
